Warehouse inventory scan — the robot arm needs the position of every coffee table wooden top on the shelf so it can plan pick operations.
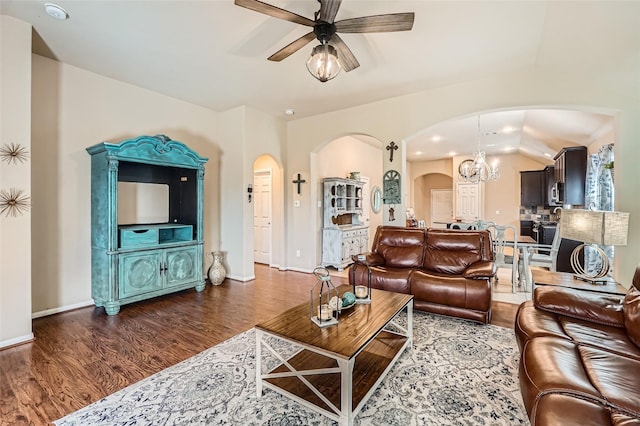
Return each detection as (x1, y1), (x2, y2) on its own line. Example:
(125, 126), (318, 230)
(256, 285), (413, 360)
(532, 269), (627, 295)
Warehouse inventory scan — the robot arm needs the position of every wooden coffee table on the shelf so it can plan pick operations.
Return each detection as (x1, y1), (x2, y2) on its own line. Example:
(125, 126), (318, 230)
(255, 285), (413, 426)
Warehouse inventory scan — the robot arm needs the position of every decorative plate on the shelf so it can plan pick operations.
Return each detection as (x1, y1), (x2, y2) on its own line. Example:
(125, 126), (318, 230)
(339, 301), (356, 311)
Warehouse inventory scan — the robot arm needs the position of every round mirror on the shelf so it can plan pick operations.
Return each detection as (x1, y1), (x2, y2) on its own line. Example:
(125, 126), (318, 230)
(371, 186), (382, 214)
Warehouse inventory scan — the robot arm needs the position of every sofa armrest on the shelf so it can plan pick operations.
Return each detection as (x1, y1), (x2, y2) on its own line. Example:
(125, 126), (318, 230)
(463, 261), (496, 279)
(534, 286), (625, 328)
(351, 252), (385, 267)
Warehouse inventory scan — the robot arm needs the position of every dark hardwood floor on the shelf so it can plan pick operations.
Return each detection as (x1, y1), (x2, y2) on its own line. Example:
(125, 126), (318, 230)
(0, 264), (519, 425)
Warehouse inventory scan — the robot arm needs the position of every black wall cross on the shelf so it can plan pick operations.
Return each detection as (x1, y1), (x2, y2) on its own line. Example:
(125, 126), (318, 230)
(386, 141), (398, 162)
(292, 173), (306, 194)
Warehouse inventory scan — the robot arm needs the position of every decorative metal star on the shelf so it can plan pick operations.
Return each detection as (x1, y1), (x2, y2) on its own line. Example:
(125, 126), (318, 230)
(0, 188), (30, 217)
(0, 143), (29, 165)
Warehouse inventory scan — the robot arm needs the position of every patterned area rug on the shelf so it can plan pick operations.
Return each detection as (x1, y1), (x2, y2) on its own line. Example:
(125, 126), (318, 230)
(55, 312), (528, 425)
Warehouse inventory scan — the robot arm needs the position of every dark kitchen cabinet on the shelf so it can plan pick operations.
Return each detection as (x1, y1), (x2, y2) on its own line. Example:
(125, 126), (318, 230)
(553, 146), (587, 206)
(520, 170), (544, 207)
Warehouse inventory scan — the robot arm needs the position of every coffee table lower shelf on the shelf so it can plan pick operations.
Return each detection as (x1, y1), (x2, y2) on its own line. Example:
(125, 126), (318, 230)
(256, 320), (411, 425)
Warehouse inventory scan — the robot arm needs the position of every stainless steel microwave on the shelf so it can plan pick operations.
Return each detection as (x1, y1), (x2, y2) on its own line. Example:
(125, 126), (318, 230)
(549, 182), (564, 205)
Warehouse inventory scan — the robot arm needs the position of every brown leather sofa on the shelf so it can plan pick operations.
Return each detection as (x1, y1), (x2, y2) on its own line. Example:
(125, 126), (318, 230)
(348, 226), (496, 324)
(515, 267), (640, 425)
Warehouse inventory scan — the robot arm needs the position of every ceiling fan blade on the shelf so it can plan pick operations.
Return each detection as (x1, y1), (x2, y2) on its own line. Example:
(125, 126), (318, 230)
(268, 32), (316, 62)
(235, 0), (315, 27)
(334, 13), (415, 33)
(319, 0), (342, 23)
(331, 34), (359, 72)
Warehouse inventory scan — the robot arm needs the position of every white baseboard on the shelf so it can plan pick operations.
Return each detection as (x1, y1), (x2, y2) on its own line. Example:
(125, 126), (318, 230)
(286, 266), (314, 274)
(0, 332), (34, 349)
(32, 300), (95, 319)
(225, 273), (256, 282)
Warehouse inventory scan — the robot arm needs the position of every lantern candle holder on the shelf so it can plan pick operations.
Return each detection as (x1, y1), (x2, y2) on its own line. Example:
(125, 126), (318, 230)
(310, 266), (339, 327)
(353, 268), (372, 304)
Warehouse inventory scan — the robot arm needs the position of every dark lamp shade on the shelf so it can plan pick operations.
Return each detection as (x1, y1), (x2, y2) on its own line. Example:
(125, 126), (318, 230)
(560, 209), (629, 246)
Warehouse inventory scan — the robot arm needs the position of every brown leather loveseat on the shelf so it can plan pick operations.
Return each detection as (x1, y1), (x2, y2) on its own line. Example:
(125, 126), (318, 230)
(349, 226), (496, 323)
(515, 267), (640, 425)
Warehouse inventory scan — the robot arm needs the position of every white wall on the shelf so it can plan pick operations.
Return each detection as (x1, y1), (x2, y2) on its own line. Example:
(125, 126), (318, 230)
(30, 55), (221, 315)
(219, 106), (286, 280)
(0, 16), (33, 348)
(286, 69), (640, 284)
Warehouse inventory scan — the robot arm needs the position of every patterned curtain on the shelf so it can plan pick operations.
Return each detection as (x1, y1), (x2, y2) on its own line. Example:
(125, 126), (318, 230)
(584, 144), (615, 273)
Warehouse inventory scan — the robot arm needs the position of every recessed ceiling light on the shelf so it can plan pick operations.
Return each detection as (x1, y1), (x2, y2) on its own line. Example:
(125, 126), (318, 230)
(502, 126), (515, 134)
(44, 3), (68, 20)
(449, 151), (456, 156)
(544, 153), (552, 157)
(432, 135), (441, 142)
(284, 108), (295, 116)
(415, 151), (423, 155)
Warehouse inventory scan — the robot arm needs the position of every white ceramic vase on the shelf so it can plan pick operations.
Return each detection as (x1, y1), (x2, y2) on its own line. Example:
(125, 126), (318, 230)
(208, 251), (226, 286)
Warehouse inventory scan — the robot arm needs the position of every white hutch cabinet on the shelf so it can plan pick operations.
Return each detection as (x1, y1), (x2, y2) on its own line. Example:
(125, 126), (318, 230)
(321, 178), (368, 271)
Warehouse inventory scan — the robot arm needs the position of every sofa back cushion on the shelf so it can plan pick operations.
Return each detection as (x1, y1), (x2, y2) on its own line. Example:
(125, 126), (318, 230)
(624, 265), (640, 348)
(372, 226), (426, 268)
(422, 229), (491, 274)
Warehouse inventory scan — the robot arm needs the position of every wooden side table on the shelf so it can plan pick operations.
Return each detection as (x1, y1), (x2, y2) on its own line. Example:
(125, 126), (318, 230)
(532, 269), (627, 295)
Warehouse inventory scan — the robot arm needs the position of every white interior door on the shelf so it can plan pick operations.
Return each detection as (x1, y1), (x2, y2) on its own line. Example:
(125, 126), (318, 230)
(456, 182), (480, 221)
(431, 189), (453, 227)
(253, 170), (272, 264)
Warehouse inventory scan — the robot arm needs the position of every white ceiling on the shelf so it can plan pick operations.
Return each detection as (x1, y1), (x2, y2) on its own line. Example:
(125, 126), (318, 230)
(2, 1), (638, 161)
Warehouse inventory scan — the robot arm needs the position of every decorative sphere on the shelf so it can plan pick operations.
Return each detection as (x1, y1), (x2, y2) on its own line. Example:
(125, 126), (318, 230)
(342, 292), (356, 306)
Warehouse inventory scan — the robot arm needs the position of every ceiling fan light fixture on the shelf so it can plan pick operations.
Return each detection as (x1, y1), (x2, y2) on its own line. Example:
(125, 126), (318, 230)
(306, 44), (341, 82)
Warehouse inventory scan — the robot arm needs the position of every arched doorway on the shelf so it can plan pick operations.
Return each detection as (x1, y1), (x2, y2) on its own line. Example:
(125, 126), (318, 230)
(413, 173), (453, 227)
(313, 135), (384, 269)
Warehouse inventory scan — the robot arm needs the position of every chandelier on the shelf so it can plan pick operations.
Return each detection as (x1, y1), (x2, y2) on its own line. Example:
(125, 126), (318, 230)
(461, 116), (500, 183)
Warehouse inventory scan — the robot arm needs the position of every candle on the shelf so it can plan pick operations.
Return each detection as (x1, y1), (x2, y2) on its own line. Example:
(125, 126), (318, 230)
(355, 285), (368, 299)
(317, 304), (332, 320)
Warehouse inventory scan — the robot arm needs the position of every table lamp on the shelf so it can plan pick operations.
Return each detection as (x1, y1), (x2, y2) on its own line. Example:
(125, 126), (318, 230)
(559, 209), (629, 284)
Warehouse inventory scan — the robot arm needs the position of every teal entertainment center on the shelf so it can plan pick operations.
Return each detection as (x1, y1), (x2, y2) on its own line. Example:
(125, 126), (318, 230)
(86, 135), (208, 315)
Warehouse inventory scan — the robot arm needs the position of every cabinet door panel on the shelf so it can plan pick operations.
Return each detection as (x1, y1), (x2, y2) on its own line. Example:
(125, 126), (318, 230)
(119, 251), (163, 298)
(165, 246), (199, 287)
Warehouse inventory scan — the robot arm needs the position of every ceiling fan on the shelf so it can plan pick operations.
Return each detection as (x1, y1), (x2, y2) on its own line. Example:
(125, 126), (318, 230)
(234, 0), (415, 82)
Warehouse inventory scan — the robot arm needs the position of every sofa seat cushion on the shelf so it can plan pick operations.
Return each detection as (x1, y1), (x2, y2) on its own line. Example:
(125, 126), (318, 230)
(532, 393), (614, 426)
(579, 344), (640, 417)
(561, 318), (640, 361)
(350, 263), (411, 294)
(520, 337), (598, 415)
(521, 337), (640, 419)
(409, 270), (491, 312)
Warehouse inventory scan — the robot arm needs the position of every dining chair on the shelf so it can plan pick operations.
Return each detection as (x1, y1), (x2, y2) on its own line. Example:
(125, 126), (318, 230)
(521, 224), (561, 289)
(528, 225), (561, 271)
(470, 219), (496, 230)
(487, 224), (519, 292)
